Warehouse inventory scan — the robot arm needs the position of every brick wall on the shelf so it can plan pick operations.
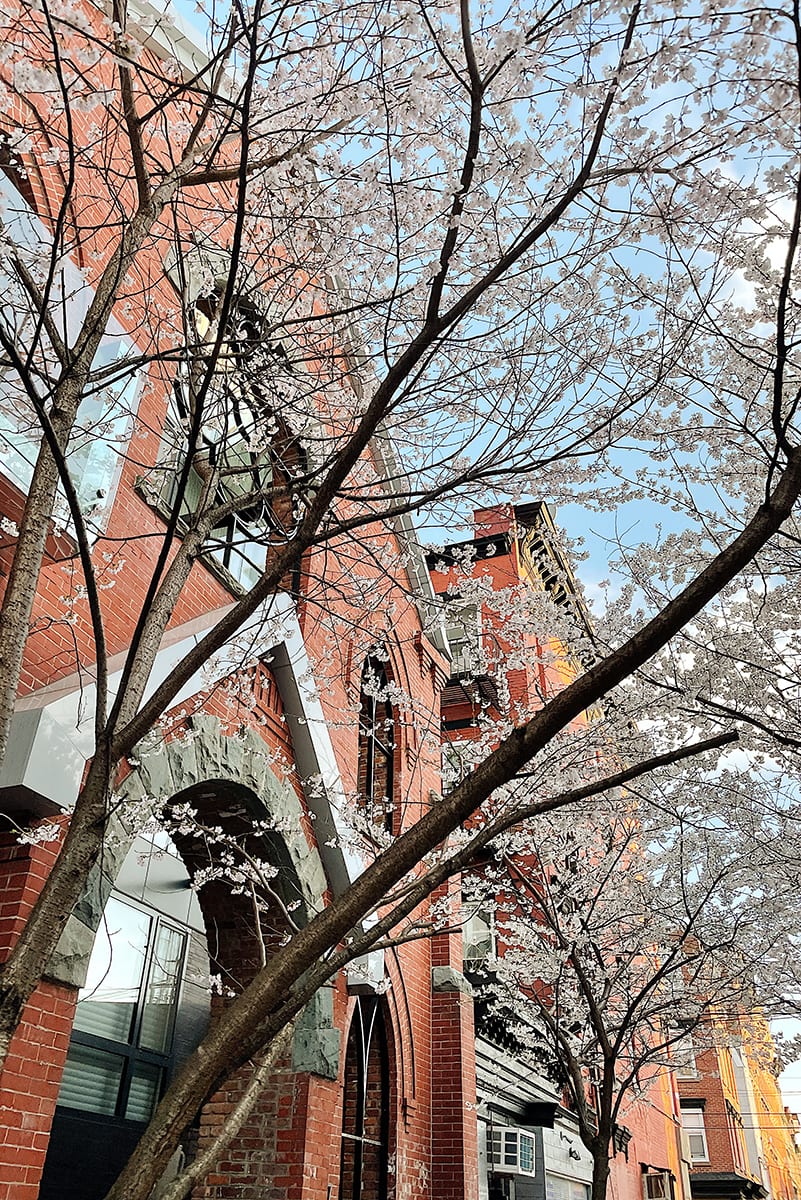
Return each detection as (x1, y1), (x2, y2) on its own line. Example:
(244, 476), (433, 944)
(431, 984), (478, 1200)
(0, 981), (77, 1200)
(679, 1045), (747, 1178)
(0, 28), (468, 1191)
(0, 825), (77, 1199)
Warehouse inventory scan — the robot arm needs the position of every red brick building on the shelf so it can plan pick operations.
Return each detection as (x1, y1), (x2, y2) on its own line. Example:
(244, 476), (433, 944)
(0, 140), (466, 1194)
(677, 1014), (801, 1200)
(2, 7), (796, 1200)
(0, 2), (467, 1193)
(427, 502), (689, 1200)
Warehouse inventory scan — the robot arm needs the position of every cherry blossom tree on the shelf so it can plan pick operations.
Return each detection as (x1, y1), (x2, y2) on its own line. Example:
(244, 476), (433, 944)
(470, 781), (801, 1200)
(0, 0), (801, 1196)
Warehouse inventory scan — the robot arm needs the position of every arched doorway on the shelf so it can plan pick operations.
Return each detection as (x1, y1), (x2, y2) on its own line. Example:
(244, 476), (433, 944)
(38, 726), (339, 1199)
(339, 995), (394, 1200)
(40, 768), (338, 1200)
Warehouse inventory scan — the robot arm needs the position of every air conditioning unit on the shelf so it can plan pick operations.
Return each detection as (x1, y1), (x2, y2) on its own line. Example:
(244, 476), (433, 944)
(487, 1127), (536, 1176)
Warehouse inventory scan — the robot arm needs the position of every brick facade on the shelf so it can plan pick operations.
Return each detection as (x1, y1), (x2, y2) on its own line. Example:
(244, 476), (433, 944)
(3, 11), (796, 1200)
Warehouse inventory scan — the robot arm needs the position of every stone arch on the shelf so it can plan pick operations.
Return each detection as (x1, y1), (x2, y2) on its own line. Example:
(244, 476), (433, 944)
(50, 712), (338, 1078)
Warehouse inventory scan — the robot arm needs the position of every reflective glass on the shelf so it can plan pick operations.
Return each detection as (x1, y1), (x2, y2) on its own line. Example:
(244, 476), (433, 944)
(125, 1062), (162, 1122)
(57, 1044), (124, 1115)
(139, 923), (185, 1053)
(73, 897), (150, 1043)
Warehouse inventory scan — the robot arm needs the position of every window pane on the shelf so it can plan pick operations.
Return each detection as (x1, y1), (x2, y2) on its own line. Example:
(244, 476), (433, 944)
(219, 436), (271, 510)
(57, 1044), (124, 1115)
(682, 1109), (709, 1161)
(74, 898), (150, 1043)
(139, 923), (185, 1053)
(68, 338), (136, 511)
(547, 1175), (570, 1200)
(228, 517), (268, 589)
(125, 1062), (162, 1122)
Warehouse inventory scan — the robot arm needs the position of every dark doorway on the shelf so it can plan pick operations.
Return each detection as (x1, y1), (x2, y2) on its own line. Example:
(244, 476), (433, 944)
(339, 995), (391, 1200)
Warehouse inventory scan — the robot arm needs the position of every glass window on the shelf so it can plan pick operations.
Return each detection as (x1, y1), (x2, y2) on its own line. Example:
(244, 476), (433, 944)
(339, 996), (391, 1200)
(162, 283), (297, 594)
(681, 1107), (709, 1163)
(57, 896), (187, 1124)
(547, 1176), (589, 1200)
(73, 898), (151, 1043)
(67, 337), (136, 510)
(139, 922), (185, 1053)
(488, 1128), (536, 1176)
(463, 908), (494, 967)
(0, 334), (135, 517)
(209, 511), (269, 591)
(57, 1044), (125, 1116)
(519, 1132), (535, 1173)
(358, 656), (395, 834)
(445, 603), (481, 676)
(547, 1175), (567, 1200)
(644, 1173), (671, 1200)
(726, 1102), (748, 1174)
(672, 1027), (698, 1079)
(0, 177), (137, 523)
(125, 1063), (163, 1122)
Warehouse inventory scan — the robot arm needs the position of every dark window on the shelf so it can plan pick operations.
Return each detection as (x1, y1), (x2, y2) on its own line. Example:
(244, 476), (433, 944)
(357, 656), (395, 834)
(339, 996), (390, 1200)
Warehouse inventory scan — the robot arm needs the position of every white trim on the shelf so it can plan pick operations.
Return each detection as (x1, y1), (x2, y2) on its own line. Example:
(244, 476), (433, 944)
(269, 592), (363, 885)
(487, 1126), (536, 1177)
(681, 1107), (710, 1164)
(120, 0), (212, 77)
(3, 592), (362, 883)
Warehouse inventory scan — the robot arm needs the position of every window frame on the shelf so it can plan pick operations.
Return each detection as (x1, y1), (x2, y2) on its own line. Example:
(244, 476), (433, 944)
(445, 601), (482, 677)
(681, 1106), (710, 1164)
(56, 894), (189, 1126)
(671, 1024), (699, 1080)
(487, 1126), (537, 1177)
(0, 175), (138, 527)
(152, 282), (303, 596)
(643, 1170), (674, 1200)
(726, 1101), (748, 1175)
(339, 995), (391, 1200)
(462, 906), (496, 968)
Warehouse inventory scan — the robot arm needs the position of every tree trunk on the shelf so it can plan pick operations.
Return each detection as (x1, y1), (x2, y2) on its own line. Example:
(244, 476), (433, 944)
(591, 1149), (611, 1200)
(0, 373), (91, 764)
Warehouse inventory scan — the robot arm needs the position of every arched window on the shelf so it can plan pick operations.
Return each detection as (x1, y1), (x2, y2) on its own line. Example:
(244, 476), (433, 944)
(160, 250), (304, 591)
(357, 656), (395, 834)
(339, 996), (391, 1200)
(176, 288), (300, 588)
